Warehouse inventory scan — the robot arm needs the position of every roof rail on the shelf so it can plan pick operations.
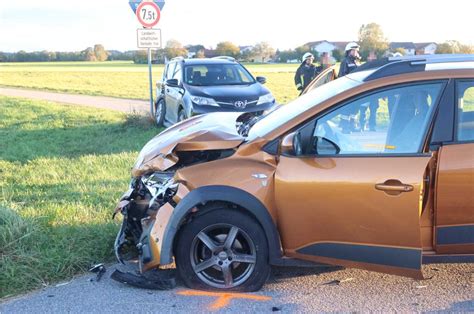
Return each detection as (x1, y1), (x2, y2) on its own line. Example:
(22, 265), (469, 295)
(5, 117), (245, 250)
(170, 56), (185, 62)
(388, 54), (474, 64)
(364, 54), (474, 81)
(212, 56), (236, 62)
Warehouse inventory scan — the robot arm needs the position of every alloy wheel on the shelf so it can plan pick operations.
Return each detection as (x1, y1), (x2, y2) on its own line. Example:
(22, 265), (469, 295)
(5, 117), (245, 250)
(190, 223), (257, 289)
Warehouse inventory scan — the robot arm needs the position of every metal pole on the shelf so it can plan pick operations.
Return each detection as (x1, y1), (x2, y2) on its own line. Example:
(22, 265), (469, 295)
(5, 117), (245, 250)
(147, 47), (153, 116)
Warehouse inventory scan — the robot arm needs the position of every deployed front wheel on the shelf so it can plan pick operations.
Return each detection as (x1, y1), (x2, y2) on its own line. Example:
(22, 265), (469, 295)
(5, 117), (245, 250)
(175, 209), (269, 291)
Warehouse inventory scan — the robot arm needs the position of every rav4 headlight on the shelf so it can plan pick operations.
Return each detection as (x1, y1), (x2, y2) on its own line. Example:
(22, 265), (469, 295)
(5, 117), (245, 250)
(190, 95), (219, 106)
(257, 93), (275, 105)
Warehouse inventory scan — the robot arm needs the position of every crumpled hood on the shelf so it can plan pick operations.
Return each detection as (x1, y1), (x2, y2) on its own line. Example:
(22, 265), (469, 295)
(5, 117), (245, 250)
(132, 112), (244, 177)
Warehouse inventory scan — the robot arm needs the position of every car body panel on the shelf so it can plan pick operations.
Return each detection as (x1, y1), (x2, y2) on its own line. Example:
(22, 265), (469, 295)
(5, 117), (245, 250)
(131, 112), (244, 177)
(435, 143), (474, 254)
(274, 155), (430, 277)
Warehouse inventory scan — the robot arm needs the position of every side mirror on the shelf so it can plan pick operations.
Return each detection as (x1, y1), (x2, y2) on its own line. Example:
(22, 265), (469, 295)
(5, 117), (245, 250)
(166, 78), (181, 87)
(256, 76), (266, 84)
(315, 136), (340, 155)
(280, 132), (296, 155)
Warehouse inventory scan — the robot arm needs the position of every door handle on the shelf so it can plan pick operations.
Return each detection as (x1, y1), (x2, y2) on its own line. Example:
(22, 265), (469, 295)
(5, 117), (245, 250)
(375, 180), (413, 193)
(375, 184), (413, 192)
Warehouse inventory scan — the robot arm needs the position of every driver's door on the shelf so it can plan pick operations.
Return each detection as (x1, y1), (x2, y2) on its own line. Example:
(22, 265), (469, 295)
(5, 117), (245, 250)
(275, 81), (446, 278)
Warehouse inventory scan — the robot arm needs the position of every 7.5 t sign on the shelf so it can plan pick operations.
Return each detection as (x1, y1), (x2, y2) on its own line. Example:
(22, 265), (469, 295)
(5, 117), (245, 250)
(136, 0), (161, 28)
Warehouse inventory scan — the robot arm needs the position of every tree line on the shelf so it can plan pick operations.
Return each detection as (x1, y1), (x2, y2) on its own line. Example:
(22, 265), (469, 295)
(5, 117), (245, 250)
(2, 23), (472, 63)
(0, 44), (111, 62)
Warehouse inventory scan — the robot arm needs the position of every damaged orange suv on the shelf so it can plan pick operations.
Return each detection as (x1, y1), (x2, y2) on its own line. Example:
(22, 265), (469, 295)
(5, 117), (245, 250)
(113, 55), (474, 291)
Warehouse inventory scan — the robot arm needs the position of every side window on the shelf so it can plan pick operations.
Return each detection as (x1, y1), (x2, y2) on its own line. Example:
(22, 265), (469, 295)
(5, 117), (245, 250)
(456, 81), (474, 142)
(172, 63), (182, 83)
(166, 62), (176, 80)
(311, 82), (444, 155)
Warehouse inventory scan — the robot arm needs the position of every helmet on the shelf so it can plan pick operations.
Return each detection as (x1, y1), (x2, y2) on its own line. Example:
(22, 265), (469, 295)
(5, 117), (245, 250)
(302, 52), (314, 60)
(345, 42), (360, 52)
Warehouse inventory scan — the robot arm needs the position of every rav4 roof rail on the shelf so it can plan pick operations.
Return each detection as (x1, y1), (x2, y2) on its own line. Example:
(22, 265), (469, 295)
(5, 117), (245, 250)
(170, 56), (185, 62)
(364, 54), (474, 82)
(212, 56), (236, 62)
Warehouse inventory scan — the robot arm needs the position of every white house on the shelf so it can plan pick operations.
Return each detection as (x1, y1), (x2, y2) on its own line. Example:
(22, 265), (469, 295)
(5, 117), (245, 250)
(305, 40), (339, 57)
(389, 42), (416, 56)
(304, 41), (352, 58)
(415, 42), (438, 55)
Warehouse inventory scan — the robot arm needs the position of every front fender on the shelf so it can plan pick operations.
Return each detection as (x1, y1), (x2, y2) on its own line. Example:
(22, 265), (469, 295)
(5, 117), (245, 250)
(159, 185), (283, 265)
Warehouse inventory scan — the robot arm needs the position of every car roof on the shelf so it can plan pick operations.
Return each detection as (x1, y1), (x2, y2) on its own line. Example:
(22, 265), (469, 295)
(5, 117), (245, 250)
(349, 54), (474, 82)
(170, 57), (238, 66)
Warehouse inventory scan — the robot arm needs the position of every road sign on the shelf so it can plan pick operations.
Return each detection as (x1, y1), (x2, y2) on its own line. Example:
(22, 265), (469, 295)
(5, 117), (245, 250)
(136, 1), (161, 28)
(129, 0), (165, 14)
(137, 29), (162, 48)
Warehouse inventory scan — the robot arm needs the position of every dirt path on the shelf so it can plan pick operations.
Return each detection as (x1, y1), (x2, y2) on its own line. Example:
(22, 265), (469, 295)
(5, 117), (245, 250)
(0, 87), (150, 114)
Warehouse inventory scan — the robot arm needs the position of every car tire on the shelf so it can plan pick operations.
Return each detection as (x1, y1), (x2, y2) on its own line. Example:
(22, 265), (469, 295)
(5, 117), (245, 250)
(175, 208), (270, 292)
(154, 98), (165, 127)
(177, 109), (187, 122)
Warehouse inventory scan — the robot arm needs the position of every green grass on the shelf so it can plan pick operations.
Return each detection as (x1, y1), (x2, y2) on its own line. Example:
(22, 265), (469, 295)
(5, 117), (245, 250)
(0, 61), (300, 104)
(0, 96), (159, 298)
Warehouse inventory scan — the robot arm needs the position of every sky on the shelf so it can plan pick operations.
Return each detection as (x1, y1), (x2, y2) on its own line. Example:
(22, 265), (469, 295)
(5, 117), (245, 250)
(0, 0), (473, 52)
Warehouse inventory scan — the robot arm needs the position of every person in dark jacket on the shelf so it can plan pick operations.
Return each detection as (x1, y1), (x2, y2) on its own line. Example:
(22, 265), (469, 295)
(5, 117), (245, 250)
(338, 42), (364, 132)
(294, 52), (321, 95)
(338, 42), (361, 77)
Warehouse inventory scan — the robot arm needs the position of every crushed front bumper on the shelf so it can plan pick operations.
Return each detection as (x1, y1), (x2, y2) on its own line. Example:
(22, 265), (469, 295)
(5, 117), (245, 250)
(113, 173), (186, 273)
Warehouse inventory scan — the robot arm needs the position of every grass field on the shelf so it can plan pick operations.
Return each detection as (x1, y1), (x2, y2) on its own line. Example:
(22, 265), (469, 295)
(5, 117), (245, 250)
(0, 96), (159, 298)
(0, 61), (301, 104)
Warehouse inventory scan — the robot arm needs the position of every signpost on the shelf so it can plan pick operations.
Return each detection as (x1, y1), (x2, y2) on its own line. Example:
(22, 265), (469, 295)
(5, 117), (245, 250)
(129, 0), (165, 116)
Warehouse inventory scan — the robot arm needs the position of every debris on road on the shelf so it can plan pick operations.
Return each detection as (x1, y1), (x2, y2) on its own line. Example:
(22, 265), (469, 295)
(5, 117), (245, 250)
(55, 280), (72, 287)
(89, 263), (106, 282)
(110, 268), (176, 290)
(323, 277), (354, 285)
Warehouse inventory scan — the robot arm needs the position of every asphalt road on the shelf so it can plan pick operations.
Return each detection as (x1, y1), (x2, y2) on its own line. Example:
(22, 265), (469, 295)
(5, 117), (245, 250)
(1, 263), (472, 313)
(0, 87), (150, 114)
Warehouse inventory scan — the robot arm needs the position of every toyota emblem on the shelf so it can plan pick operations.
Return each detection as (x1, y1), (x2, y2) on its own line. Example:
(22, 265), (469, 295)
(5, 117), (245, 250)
(234, 100), (247, 109)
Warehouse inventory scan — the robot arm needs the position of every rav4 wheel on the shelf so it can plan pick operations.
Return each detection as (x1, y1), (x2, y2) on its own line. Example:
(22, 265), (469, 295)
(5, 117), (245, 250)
(177, 109), (187, 122)
(175, 209), (269, 291)
(154, 98), (165, 127)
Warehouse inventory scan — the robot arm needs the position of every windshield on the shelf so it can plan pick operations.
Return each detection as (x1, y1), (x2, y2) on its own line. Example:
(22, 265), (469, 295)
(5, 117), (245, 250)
(184, 63), (255, 86)
(247, 76), (362, 141)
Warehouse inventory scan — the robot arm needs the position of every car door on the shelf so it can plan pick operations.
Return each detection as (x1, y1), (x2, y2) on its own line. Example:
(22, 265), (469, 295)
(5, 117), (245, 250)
(274, 81), (446, 278)
(301, 66), (337, 96)
(163, 62), (177, 123)
(434, 79), (474, 254)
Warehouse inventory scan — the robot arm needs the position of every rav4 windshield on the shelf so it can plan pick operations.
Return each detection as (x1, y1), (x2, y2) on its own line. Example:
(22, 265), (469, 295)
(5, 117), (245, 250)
(184, 64), (255, 86)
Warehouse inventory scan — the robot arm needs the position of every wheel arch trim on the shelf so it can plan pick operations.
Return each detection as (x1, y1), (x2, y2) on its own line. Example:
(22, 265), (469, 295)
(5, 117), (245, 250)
(159, 185), (282, 265)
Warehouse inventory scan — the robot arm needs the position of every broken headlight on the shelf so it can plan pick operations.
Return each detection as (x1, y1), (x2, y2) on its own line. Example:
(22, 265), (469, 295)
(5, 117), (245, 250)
(142, 172), (179, 211)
